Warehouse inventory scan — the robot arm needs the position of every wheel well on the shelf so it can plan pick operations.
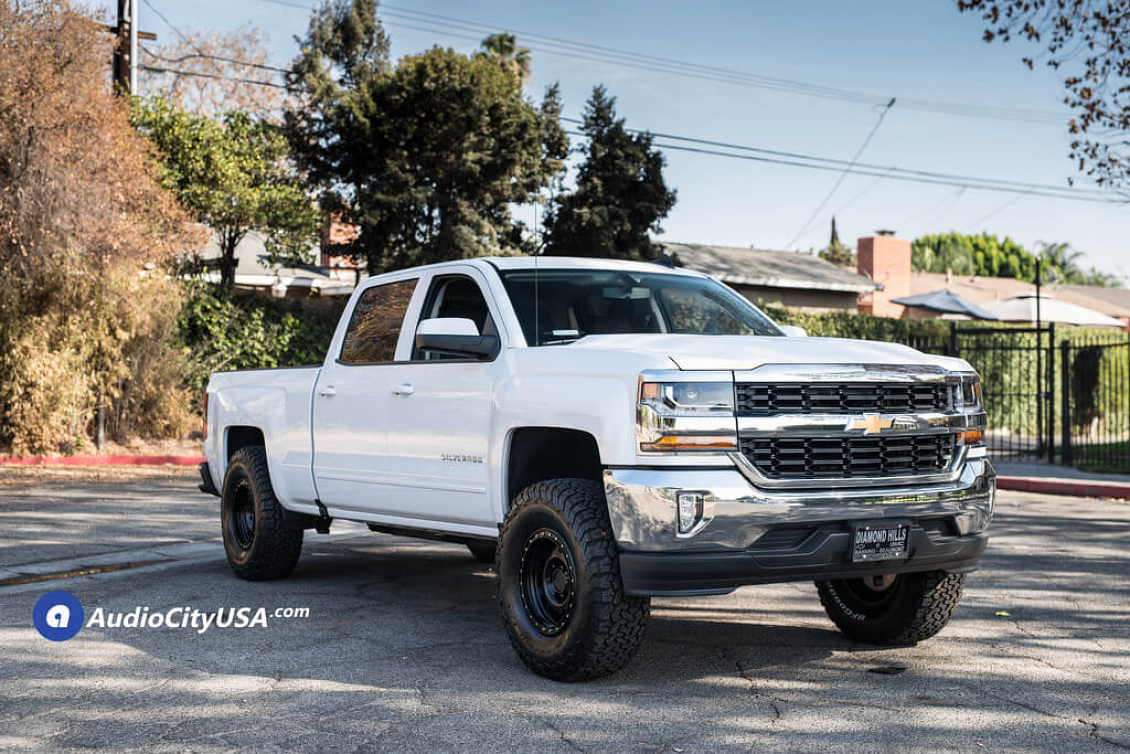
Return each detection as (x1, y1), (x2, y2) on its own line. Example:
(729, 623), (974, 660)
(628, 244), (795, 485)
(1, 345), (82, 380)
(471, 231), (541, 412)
(226, 426), (265, 461)
(506, 427), (603, 505)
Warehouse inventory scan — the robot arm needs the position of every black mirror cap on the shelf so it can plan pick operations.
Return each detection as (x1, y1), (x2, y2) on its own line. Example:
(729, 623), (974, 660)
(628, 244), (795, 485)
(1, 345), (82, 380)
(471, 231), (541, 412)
(415, 332), (499, 360)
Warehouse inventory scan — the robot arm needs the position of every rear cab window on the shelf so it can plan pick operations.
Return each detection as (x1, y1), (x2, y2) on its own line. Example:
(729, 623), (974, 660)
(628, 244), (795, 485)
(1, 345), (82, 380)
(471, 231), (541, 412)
(339, 278), (418, 364)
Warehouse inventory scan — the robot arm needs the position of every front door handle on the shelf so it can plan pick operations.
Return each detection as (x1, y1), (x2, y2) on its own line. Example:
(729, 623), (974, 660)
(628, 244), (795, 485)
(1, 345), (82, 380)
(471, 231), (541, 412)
(317, 384), (336, 397)
(392, 383), (415, 396)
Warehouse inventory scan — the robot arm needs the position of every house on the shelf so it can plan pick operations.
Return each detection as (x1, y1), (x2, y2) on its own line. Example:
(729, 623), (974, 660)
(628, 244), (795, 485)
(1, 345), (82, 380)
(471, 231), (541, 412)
(661, 242), (879, 312)
(197, 221), (360, 298)
(845, 230), (1129, 329)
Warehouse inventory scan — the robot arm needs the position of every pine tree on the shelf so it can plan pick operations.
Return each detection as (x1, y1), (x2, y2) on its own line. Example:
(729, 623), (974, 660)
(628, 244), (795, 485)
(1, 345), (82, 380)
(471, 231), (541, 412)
(543, 85), (676, 260)
(817, 216), (855, 267)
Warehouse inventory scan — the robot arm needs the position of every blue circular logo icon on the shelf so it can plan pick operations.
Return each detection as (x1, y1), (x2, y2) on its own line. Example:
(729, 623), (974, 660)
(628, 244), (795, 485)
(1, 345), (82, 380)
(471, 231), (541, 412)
(33, 591), (84, 641)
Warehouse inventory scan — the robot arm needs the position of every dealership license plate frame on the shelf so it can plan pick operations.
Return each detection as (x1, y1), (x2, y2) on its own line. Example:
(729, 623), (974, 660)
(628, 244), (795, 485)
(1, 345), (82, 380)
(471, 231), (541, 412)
(851, 520), (910, 563)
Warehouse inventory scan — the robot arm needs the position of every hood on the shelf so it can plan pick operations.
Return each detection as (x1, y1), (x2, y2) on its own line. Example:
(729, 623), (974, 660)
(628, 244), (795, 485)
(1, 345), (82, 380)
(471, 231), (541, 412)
(562, 333), (962, 372)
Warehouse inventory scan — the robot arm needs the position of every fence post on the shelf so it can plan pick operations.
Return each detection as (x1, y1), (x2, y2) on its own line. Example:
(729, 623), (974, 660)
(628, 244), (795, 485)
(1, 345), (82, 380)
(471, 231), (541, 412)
(1047, 322), (1055, 463)
(1061, 340), (1072, 467)
(948, 321), (957, 358)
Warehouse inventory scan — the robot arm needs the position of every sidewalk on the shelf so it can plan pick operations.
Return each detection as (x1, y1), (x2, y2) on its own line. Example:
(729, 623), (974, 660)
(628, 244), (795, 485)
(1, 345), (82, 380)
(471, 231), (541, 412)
(994, 460), (1130, 499)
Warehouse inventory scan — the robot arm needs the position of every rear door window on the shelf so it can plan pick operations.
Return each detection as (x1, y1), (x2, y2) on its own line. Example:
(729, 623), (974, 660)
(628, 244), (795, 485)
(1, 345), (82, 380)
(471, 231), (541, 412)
(339, 278), (418, 364)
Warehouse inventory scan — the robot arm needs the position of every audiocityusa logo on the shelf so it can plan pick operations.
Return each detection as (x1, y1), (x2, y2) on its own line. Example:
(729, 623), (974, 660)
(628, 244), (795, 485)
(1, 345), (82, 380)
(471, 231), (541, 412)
(32, 591), (310, 641)
(33, 590), (85, 642)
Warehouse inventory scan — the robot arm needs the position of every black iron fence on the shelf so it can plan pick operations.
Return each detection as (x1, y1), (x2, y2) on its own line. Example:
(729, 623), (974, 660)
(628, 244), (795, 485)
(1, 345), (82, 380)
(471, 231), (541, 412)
(898, 322), (1129, 473)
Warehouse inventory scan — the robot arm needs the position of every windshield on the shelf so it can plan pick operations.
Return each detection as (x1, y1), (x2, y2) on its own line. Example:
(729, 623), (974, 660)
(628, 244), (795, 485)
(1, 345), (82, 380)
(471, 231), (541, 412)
(498, 268), (783, 345)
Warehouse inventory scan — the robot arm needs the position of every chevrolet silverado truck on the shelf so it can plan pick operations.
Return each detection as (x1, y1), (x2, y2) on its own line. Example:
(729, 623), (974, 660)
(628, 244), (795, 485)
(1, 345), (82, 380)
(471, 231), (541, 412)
(200, 256), (994, 681)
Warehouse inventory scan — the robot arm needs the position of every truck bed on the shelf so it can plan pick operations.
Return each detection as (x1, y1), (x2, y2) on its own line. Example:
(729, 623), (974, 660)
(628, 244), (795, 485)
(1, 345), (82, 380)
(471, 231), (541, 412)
(205, 366), (322, 512)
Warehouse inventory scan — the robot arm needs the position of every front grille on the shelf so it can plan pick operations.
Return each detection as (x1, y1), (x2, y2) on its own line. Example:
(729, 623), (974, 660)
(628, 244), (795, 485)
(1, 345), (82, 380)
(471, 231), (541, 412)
(741, 433), (958, 480)
(735, 382), (954, 416)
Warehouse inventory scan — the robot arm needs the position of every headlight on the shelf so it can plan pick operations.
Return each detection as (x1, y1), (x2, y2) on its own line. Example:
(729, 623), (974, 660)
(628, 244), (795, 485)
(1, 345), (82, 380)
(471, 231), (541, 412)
(638, 379), (737, 453)
(960, 375), (983, 411)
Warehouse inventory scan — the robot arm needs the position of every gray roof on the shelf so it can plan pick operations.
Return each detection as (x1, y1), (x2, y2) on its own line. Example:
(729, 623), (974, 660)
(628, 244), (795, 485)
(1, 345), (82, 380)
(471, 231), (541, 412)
(660, 242), (879, 294)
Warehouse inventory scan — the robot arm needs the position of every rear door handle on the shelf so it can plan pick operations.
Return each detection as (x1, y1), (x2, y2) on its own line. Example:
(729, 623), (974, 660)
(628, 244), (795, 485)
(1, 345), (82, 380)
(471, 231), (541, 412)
(392, 383), (414, 396)
(317, 384), (336, 397)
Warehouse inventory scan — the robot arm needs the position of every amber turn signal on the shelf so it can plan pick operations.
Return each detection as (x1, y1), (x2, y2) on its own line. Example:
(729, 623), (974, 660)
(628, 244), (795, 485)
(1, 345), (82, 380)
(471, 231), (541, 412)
(961, 429), (983, 445)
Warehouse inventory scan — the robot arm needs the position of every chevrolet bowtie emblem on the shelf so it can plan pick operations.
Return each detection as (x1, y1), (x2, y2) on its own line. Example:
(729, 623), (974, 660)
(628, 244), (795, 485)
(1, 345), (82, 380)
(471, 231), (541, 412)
(848, 414), (894, 435)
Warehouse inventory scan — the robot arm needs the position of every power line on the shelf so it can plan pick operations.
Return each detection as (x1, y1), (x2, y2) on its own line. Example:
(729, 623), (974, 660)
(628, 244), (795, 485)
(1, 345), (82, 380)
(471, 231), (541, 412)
(786, 97), (897, 249)
(140, 44), (289, 74)
(563, 130), (1124, 204)
(140, 64), (287, 88)
(964, 191), (1031, 231)
(251, 0), (1064, 125)
(376, 4), (1066, 126)
(561, 116), (1111, 197)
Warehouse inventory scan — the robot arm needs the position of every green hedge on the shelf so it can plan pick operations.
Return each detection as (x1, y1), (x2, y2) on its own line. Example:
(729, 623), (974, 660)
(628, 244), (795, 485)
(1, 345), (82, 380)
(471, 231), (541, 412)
(762, 304), (950, 348)
(177, 282), (346, 403)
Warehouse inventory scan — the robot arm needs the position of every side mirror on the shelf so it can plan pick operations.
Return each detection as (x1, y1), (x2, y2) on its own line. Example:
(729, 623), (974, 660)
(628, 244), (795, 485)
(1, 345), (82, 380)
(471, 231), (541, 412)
(779, 325), (807, 337)
(415, 317), (498, 359)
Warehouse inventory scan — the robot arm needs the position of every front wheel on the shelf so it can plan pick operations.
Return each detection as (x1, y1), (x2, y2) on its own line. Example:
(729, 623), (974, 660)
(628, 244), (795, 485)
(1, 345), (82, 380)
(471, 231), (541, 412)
(498, 478), (650, 682)
(816, 570), (965, 645)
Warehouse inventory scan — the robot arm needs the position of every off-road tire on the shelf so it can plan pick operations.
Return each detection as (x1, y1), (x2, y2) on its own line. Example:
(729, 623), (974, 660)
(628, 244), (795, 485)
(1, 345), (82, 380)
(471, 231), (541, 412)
(498, 478), (650, 682)
(221, 446), (304, 581)
(467, 540), (497, 565)
(816, 570), (965, 645)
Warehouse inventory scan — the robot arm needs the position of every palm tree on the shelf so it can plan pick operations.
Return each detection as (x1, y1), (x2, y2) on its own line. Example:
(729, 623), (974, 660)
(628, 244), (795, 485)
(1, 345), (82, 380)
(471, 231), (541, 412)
(1036, 241), (1086, 283)
(478, 33), (531, 86)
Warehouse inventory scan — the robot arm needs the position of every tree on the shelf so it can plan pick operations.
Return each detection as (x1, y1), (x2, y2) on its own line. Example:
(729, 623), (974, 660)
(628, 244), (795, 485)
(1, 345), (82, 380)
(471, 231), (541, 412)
(287, 0), (565, 272)
(0, 0), (198, 454)
(956, 0), (1130, 194)
(1036, 241), (1122, 287)
(543, 85), (677, 260)
(911, 232), (1121, 286)
(132, 97), (320, 290)
(477, 32), (532, 86)
(818, 217), (855, 267)
(140, 24), (287, 121)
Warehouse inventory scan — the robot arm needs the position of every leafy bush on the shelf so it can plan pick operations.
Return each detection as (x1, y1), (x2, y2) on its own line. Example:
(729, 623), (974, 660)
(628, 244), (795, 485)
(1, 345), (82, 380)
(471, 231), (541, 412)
(762, 305), (950, 349)
(177, 282), (346, 403)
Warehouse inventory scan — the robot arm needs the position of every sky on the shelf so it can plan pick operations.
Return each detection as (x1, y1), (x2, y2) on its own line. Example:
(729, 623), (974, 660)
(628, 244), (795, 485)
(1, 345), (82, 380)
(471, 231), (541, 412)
(138, 0), (1129, 280)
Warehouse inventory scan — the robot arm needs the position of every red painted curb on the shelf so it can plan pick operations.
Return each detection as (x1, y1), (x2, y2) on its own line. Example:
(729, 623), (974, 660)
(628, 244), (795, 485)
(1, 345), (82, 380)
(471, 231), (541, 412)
(997, 475), (1130, 500)
(0, 455), (204, 467)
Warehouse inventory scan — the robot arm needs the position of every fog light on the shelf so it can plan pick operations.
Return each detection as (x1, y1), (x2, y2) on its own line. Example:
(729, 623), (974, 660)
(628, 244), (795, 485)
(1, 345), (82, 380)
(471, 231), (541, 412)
(676, 491), (705, 535)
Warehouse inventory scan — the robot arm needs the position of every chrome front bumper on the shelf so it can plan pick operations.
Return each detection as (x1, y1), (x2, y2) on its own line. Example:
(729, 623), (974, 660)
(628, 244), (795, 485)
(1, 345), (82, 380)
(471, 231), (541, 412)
(604, 459), (995, 595)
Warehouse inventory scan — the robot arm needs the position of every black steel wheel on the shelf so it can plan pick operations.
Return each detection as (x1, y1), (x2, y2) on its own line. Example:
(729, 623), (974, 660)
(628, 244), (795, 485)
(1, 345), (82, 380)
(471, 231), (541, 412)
(518, 529), (576, 636)
(228, 478), (256, 550)
(816, 570), (966, 645)
(220, 446), (304, 581)
(498, 478), (649, 682)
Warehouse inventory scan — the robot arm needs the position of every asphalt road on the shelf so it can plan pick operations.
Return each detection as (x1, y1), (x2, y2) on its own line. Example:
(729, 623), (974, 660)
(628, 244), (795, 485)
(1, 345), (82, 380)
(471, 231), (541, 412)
(0, 468), (1127, 752)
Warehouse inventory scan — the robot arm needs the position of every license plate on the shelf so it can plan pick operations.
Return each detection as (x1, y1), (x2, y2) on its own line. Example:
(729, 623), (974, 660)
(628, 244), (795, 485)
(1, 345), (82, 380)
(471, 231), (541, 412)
(851, 522), (909, 563)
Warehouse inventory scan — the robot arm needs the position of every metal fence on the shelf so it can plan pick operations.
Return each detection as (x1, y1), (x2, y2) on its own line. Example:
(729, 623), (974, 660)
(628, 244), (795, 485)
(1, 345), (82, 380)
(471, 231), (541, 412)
(898, 322), (1129, 474)
(1060, 334), (1130, 473)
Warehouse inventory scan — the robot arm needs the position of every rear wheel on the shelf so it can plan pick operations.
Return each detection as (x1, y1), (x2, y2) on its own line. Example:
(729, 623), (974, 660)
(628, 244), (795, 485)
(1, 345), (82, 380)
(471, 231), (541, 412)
(498, 478), (649, 682)
(221, 447), (303, 580)
(816, 570), (965, 645)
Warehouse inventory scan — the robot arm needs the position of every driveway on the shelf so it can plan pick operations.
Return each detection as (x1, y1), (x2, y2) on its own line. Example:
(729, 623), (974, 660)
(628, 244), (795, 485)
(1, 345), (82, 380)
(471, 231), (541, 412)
(0, 468), (1127, 751)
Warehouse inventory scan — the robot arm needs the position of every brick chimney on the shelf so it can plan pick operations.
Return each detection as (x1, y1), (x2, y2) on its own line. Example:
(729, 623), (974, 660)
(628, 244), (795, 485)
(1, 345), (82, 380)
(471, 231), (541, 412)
(857, 231), (911, 317)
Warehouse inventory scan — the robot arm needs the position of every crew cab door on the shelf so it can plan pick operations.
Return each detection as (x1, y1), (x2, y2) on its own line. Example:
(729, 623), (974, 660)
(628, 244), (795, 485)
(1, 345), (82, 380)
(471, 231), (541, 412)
(311, 275), (420, 515)
(378, 268), (501, 528)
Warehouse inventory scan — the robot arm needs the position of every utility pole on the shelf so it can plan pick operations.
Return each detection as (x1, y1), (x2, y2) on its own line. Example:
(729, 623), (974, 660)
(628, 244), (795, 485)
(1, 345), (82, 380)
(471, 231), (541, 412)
(107, 0), (155, 95)
(129, 0), (139, 94)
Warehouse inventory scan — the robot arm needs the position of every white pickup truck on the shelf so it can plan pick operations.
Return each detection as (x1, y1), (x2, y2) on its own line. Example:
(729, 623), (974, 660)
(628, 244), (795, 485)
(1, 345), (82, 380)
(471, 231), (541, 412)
(201, 256), (994, 681)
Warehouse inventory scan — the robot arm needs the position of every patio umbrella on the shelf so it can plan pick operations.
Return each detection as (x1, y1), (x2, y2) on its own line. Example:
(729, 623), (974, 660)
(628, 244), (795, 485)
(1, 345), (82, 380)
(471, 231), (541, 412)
(891, 289), (999, 320)
(982, 293), (1124, 328)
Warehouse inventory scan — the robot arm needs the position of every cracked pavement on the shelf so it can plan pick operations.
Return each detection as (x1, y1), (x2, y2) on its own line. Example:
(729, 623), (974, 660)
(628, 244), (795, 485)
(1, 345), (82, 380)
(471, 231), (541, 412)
(0, 468), (1127, 751)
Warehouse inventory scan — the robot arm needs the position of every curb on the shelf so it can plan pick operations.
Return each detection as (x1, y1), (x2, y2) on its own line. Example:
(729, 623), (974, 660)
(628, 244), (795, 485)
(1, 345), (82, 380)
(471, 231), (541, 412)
(0, 454), (204, 467)
(997, 475), (1130, 500)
